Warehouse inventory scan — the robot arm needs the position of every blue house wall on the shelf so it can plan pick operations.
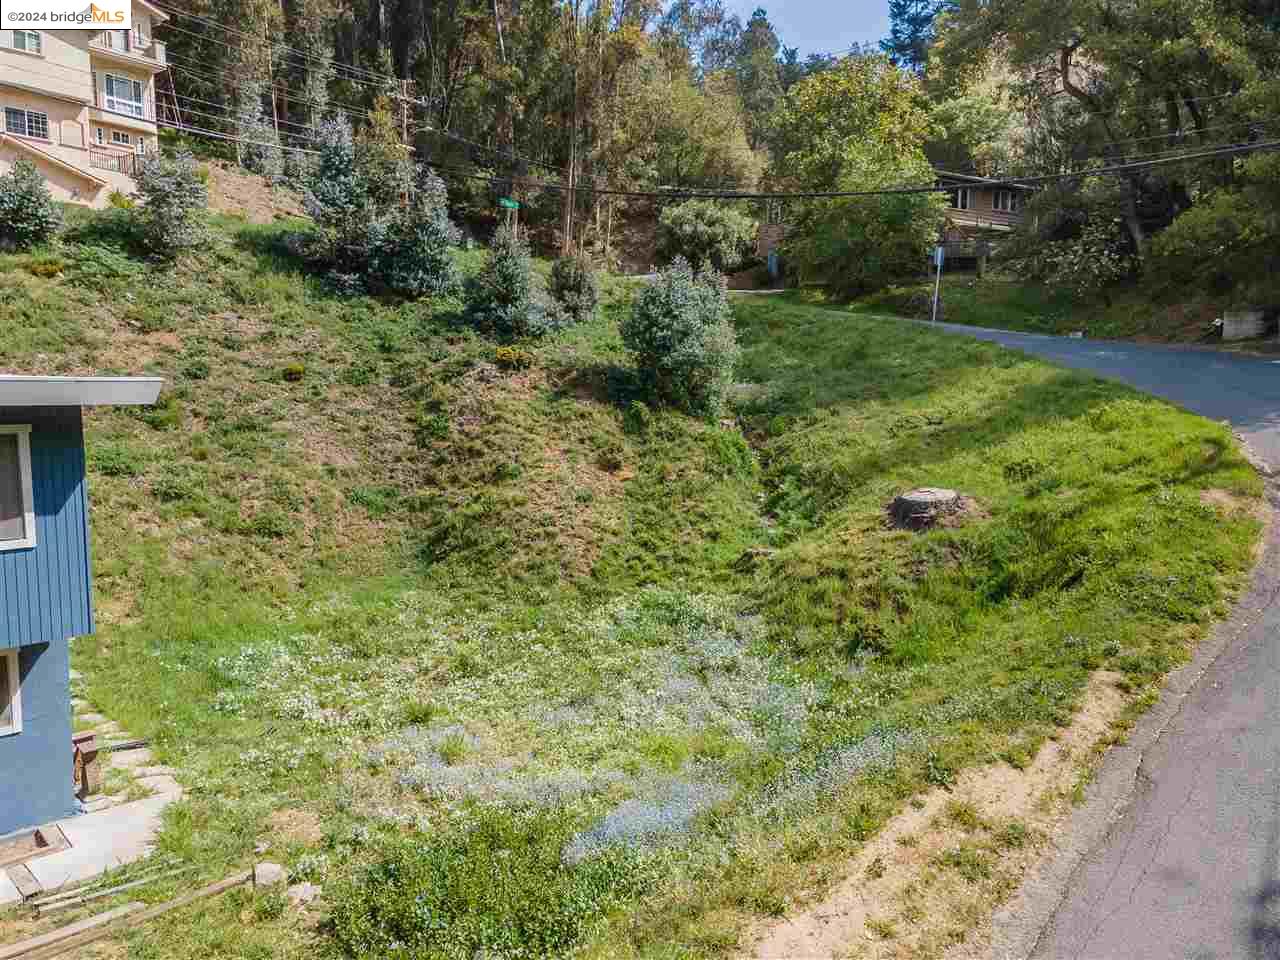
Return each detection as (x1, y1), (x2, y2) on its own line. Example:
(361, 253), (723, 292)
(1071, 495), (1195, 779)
(0, 406), (94, 651)
(0, 642), (76, 835)
(0, 405), (92, 835)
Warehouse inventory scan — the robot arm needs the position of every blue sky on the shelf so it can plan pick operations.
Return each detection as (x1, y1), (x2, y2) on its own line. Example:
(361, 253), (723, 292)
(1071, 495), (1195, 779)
(725, 1), (891, 58)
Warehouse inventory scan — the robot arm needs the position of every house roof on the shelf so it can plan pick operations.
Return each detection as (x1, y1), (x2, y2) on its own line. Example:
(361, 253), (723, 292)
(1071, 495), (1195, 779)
(133, 0), (170, 22)
(0, 136), (108, 187)
(0, 377), (164, 407)
(933, 169), (1035, 191)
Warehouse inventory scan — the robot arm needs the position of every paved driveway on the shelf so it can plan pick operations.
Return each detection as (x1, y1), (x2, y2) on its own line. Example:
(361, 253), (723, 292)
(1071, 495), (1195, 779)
(922, 321), (1280, 959)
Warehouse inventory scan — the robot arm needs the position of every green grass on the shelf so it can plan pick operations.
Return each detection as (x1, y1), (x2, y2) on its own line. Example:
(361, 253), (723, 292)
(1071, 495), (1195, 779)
(0, 210), (1263, 959)
(827, 270), (1224, 342)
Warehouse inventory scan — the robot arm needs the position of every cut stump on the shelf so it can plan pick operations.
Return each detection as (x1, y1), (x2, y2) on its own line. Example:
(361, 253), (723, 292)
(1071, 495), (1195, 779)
(891, 488), (963, 530)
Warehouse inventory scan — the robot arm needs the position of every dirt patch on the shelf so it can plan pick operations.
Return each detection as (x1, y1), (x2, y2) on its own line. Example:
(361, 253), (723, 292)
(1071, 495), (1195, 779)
(205, 162), (305, 224)
(744, 671), (1129, 960)
(1201, 487), (1266, 518)
(265, 807), (325, 847)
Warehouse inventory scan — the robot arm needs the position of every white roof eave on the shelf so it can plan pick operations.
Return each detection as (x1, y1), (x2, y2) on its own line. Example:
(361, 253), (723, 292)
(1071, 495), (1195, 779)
(0, 376), (164, 407)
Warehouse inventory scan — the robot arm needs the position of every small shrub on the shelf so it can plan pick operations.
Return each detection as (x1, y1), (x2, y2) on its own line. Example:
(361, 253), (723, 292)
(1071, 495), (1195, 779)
(26, 255), (64, 278)
(61, 242), (143, 289)
(152, 466), (197, 503)
(250, 509), (291, 539)
(107, 190), (135, 210)
(464, 226), (562, 341)
(402, 701), (438, 725)
(341, 362), (377, 386)
(0, 159), (61, 251)
(133, 149), (208, 254)
(494, 346), (535, 371)
(89, 443), (145, 478)
(182, 358), (211, 380)
(619, 258), (739, 417)
(549, 252), (600, 324)
(657, 199), (756, 273)
(281, 362), (306, 383)
(347, 486), (400, 517)
(329, 808), (654, 959)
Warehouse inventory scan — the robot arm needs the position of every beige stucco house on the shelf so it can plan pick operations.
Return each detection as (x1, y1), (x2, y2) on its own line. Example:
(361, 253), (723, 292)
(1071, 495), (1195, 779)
(0, 0), (168, 207)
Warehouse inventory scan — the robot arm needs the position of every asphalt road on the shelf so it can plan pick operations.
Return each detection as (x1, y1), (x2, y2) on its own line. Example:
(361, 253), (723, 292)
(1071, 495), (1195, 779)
(925, 321), (1280, 959)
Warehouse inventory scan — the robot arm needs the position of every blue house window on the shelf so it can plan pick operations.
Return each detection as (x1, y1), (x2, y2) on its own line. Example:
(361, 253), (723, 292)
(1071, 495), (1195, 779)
(0, 425), (35, 551)
(0, 650), (20, 737)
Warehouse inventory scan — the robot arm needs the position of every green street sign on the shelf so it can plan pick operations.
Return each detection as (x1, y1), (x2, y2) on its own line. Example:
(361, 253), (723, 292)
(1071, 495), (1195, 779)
(498, 197), (520, 210)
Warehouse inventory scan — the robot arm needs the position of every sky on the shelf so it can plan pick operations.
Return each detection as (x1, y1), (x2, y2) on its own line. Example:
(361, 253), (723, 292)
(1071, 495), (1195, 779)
(724, 1), (891, 59)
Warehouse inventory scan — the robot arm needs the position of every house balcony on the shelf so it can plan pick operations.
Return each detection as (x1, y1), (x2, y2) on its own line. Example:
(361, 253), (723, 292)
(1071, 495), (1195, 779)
(88, 146), (139, 179)
(88, 32), (167, 71)
(944, 207), (1021, 232)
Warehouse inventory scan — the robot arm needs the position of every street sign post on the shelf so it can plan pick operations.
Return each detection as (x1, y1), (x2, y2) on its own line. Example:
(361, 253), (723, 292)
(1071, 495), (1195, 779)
(498, 197), (520, 237)
(931, 245), (945, 323)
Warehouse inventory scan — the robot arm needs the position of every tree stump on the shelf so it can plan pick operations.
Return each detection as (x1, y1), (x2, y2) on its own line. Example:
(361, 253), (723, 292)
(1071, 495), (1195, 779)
(891, 488), (963, 530)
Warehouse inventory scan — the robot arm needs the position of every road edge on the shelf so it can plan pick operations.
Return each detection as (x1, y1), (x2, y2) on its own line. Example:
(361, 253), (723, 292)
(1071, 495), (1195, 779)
(984, 478), (1280, 959)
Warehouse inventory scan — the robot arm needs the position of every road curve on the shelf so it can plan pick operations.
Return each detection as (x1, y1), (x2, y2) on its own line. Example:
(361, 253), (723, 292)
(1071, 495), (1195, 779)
(918, 320), (1280, 960)
(920, 320), (1280, 470)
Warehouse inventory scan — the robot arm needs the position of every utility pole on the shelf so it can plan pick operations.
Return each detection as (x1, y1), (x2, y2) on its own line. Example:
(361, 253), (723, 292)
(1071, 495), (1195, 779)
(399, 78), (412, 207)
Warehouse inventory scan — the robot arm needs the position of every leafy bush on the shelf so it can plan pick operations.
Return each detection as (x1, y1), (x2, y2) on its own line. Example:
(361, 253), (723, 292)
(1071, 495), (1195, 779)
(303, 118), (458, 296)
(133, 149), (208, 254)
(329, 808), (654, 960)
(107, 190), (134, 209)
(1001, 177), (1141, 297)
(783, 145), (943, 298)
(657, 199), (757, 273)
(464, 226), (562, 340)
(620, 258), (740, 417)
(0, 159), (60, 251)
(549, 252), (601, 324)
(1148, 156), (1280, 306)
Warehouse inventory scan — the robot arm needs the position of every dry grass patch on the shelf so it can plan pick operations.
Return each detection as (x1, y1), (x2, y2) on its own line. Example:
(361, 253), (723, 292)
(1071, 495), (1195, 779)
(744, 672), (1129, 960)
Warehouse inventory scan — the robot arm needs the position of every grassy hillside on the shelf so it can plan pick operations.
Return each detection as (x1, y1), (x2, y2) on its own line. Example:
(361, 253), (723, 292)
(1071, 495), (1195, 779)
(833, 271), (1226, 343)
(0, 210), (1264, 959)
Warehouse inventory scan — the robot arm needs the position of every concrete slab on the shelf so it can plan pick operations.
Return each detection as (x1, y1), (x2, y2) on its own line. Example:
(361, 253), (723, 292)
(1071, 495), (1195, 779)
(78, 713), (107, 725)
(27, 792), (178, 892)
(135, 775), (181, 797)
(0, 870), (20, 906)
(106, 748), (152, 770)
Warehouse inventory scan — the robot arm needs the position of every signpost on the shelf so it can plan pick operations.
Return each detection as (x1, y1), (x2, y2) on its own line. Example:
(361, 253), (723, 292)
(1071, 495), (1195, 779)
(498, 197), (520, 237)
(931, 244), (945, 323)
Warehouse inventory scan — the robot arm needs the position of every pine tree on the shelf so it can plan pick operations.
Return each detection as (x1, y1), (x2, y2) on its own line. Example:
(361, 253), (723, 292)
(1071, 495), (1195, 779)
(879, 0), (953, 73)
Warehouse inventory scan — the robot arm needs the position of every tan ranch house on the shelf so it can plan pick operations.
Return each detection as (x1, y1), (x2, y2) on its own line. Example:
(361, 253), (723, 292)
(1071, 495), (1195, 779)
(0, 0), (168, 207)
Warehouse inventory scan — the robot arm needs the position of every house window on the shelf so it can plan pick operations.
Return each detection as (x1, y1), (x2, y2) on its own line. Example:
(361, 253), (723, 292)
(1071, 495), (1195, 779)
(103, 74), (144, 118)
(111, 130), (130, 145)
(994, 189), (1016, 213)
(0, 426), (35, 552)
(951, 187), (973, 211)
(8, 30), (42, 54)
(95, 126), (104, 144)
(3, 107), (49, 140)
(0, 649), (20, 738)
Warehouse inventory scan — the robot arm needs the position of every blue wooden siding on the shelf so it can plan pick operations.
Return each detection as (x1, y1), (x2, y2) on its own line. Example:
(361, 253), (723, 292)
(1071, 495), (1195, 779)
(0, 407), (93, 651)
(0, 642), (76, 836)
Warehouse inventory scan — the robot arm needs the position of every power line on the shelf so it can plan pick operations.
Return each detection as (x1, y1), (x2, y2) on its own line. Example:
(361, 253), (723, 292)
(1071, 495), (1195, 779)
(151, 0), (397, 87)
